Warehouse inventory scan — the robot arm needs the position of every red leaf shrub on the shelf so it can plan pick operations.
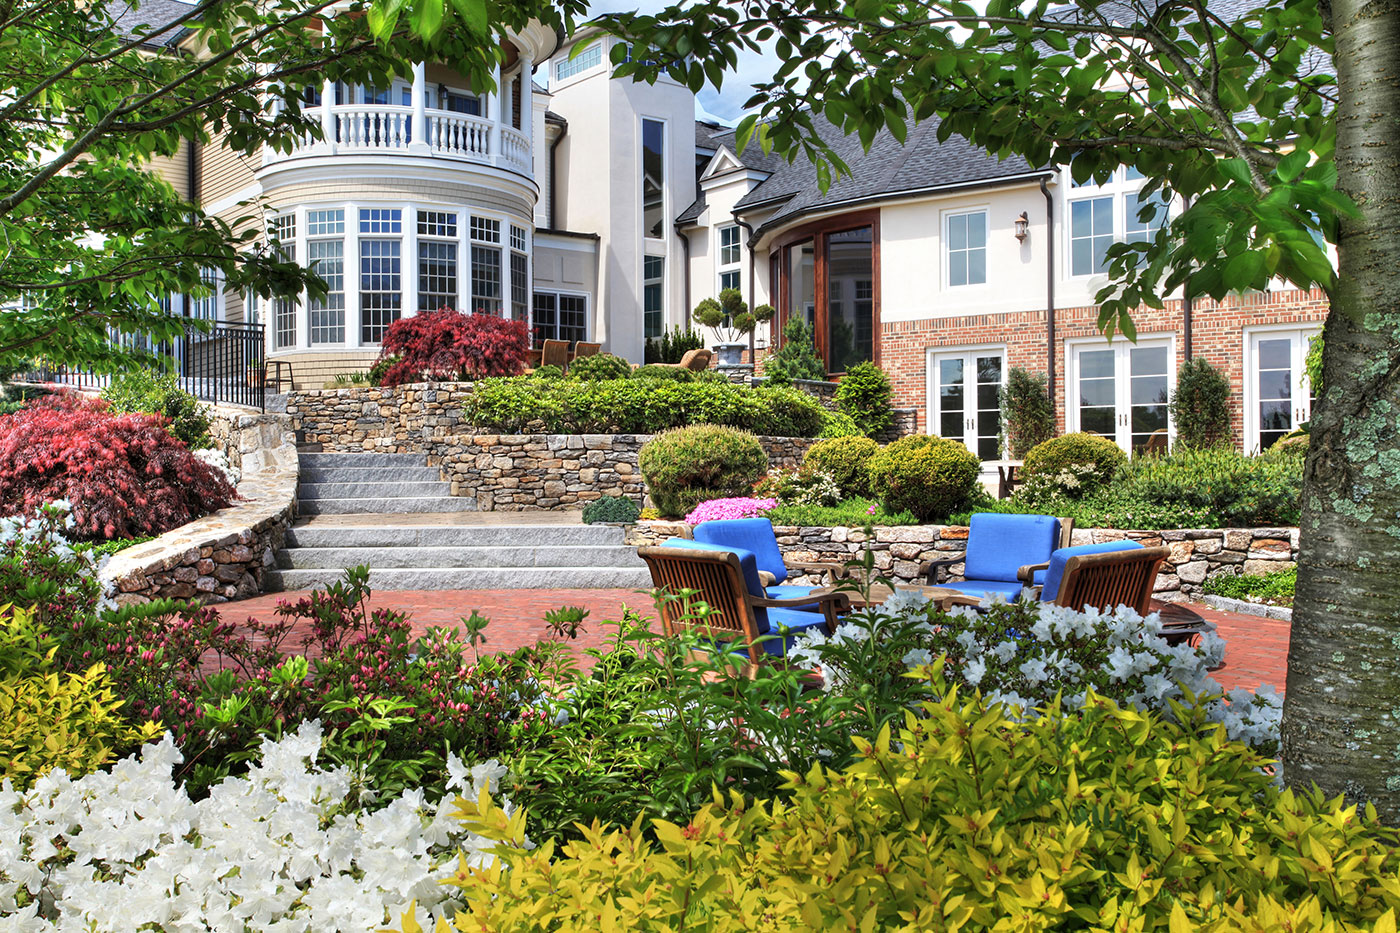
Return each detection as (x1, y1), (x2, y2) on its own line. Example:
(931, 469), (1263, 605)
(0, 393), (238, 540)
(377, 308), (529, 386)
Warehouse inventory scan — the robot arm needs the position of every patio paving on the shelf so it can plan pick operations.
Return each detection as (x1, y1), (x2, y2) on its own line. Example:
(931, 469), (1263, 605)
(220, 588), (1290, 693)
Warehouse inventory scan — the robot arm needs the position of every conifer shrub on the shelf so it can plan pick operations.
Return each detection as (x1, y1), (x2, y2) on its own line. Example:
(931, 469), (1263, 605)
(762, 317), (827, 385)
(638, 425), (768, 517)
(834, 361), (893, 437)
(1000, 367), (1056, 458)
(376, 310), (528, 386)
(581, 495), (641, 524)
(866, 434), (980, 521)
(802, 436), (880, 498)
(1169, 357), (1232, 449)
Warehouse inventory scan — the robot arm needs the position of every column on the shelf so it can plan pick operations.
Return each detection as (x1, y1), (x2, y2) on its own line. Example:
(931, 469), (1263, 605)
(320, 19), (336, 154)
(519, 54), (533, 152)
(489, 59), (502, 162)
(409, 61), (430, 155)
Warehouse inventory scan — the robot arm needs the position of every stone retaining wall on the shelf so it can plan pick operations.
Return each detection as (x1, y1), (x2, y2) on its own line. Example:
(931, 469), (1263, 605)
(286, 384), (474, 452)
(100, 406), (298, 604)
(625, 521), (1299, 601)
(431, 434), (817, 511)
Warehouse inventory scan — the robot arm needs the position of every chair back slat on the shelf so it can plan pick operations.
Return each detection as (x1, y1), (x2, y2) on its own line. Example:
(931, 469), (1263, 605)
(541, 339), (570, 370)
(1054, 546), (1168, 614)
(638, 546), (764, 665)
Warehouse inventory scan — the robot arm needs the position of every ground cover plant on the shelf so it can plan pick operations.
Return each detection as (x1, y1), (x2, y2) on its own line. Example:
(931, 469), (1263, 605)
(0, 394), (236, 540)
(376, 310), (530, 386)
(1205, 565), (1298, 607)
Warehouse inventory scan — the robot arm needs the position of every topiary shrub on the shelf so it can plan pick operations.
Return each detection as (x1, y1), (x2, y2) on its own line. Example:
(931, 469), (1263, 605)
(866, 434), (980, 522)
(632, 365), (696, 382)
(834, 362), (893, 437)
(1169, 357), (1232, 449)
(376, 310), (528, 386)
(1000, 367), (1056, 458)
(803, 436), (880, 498)
(581, 495), (641, 524)
(638, 425), (768, 518)
(762, 317), (826, 386)
(1021, 432), (1127, 491)
(101, 369), (213, 449)
(567, 353), (632, 381)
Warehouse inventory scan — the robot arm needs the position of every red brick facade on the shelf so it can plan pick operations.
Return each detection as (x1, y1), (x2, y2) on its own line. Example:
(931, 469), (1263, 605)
(879, 287), (1329, 450)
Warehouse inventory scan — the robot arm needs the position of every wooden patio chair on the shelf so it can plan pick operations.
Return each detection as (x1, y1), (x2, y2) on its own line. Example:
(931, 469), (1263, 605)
(1140, 429), (1169, 457)
(637, 545), (850, 674)
(573, 341), (602, 359)
(1047, 544), (1170, 615)
(540, 339), (570, 372)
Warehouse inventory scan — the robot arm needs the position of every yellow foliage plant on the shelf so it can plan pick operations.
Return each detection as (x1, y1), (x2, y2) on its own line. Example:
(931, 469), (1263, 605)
(404, 661), (1400, 933)
(0, 603), (161, 788)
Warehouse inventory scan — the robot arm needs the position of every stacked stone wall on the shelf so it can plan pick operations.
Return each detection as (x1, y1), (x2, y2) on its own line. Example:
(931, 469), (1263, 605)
(286, 384), (475, 452)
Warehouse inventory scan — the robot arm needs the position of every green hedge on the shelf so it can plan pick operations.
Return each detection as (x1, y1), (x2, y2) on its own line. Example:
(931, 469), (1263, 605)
(463, 377), (827, 437)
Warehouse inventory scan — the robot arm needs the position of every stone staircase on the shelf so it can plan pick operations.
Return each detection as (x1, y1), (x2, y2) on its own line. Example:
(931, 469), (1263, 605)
(296, 452), (477, 515)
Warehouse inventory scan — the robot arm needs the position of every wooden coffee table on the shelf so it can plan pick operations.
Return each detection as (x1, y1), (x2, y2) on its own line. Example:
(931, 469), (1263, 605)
(806, 583), (983, 610)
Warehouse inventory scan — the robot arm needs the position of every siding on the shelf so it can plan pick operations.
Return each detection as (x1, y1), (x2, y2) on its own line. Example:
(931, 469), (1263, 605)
(263, 351), (381, 390)
(146, 139), (191, 198)
(262, 177), (534, 220)
(199, 131), (259, 207)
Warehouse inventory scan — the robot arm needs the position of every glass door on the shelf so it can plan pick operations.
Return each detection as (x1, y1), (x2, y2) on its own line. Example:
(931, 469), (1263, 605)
(1247, 329), (1318, 451)
(929, 348), (1006, 460)
(1072, 340), (1172, 453)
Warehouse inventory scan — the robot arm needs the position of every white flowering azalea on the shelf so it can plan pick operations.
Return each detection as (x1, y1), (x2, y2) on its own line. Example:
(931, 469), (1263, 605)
(0, 722), (515, 933)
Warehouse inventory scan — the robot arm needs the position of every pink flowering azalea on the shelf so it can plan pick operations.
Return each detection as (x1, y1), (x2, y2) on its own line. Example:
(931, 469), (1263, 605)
(684, 497), (779, 525)
(866, 504), (878, 515)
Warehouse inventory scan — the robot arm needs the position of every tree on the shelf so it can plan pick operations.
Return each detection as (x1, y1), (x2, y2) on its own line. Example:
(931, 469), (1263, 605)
(1, 0), (580, 370)
(595, 0), (1400, 817)
(1168, 357), (1232, 449)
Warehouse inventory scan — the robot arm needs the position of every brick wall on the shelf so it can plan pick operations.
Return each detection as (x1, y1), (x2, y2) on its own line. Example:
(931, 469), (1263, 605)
(879, 287), (1329, 448)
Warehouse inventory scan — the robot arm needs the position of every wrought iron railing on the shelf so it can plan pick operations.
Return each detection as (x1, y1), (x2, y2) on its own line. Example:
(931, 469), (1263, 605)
(26, 321), (267, 411)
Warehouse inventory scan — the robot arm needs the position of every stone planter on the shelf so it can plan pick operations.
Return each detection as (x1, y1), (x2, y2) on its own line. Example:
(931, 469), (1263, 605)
(713, 342), (747, 367)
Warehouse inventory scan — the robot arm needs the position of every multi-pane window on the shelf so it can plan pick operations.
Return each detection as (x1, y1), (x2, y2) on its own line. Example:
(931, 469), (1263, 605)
(643, 255), (664, 338)
(470, 216), (501, 243)
(471, 246), (502, 315)
(510, 225), (527, 252)
(418, 210), (458, 238)
(191, 267), (221, 321)
(533, 292), (588, 344)
(359, 239), (401, 344)
(417, 210), (459, 312)
(946, 211), (987, 287)
(641, 119), (665, 239)
(1068, 167), (1170, 276)
(1070, 197), (1115, 276)
(360, 208), (402, 234)
(272, 214), (297, 350)
(306, 209), (345, 345)
(510, 252), (529, 322)
(717, 225), (741, 294)
(1126, 191), (1170, 243)
(555, 42), (602, 81)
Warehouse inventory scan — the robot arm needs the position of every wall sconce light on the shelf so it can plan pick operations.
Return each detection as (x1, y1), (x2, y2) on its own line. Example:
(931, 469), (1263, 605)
(1014, 211), (1029, 243)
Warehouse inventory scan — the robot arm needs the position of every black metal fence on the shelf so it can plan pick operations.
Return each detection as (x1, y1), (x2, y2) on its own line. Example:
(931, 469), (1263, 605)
(26, 321), (267, 411)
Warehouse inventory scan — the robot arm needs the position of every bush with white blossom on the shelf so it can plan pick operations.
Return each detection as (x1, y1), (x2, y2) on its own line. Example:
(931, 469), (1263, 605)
(193, 448), (241, 488)
(789, 591), (1282, 752)
(0, 721), (515, 933)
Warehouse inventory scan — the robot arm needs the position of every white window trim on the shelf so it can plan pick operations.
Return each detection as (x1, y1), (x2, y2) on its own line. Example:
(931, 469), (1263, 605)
(1064, 167), (1173, 280)
(924, 343), (1008, 461)
(942, 207), (990, 290)
(639, 115), (668, 246)
(553, 41), (604, 87)
(532, 288), (591, 344)
(642, 254), (666, 339)
(1064, 332), (1177, 451)
(1242, 323), (1321, 454)
(716, 224), (742, 295)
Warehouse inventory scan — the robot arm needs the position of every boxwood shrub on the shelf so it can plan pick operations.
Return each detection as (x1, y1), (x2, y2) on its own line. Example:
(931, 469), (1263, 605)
(802, 435), (880, 498)
(463, 377), (826, 437)
(1022, 431), (1128, 488)
(866, 434), (980, 521)
(567, 353), (632, 381)
(638, 425), (768, 517)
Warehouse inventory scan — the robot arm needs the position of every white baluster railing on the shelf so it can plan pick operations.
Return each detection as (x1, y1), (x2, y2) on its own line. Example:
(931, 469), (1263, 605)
(425, 110), (494, 160)
(499, 126), (531, 173)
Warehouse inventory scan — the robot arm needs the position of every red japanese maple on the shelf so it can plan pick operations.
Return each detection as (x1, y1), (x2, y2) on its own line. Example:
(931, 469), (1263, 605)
(0, 393), (237, 540)
(376, 308), (529, 386)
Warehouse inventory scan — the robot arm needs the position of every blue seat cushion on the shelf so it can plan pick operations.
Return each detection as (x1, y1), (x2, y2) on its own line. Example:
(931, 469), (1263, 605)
(661, 537), (770, 632)
(693, 518), (789, 584)
(1032, 567), (1048, 586)
(939, 579), (1027, 602)
(766, 583), (819, 611)
(1041, 540), (1144, 603)
(705, 607), (829, 659)
(962, 513), (1061, 584)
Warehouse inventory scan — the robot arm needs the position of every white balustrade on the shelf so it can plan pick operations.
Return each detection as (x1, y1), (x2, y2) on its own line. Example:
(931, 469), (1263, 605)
(426, 110), (494, 159)
(499, 126), (531, 172)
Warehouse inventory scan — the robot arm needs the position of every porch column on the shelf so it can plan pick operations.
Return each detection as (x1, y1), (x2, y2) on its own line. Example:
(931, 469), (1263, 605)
(519, 54), (533, 148)
(489, 59), (502, 163)
(409, 61), (430, 155)
(320, 19), (336, 153)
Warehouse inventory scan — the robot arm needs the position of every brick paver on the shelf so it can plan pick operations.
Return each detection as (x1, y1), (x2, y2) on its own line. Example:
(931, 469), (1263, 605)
(221, 589), (1289, 693)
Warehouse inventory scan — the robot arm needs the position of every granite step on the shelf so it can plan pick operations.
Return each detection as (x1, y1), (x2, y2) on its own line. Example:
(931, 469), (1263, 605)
(300, 466), (444, 484)
(275, 544), (646, 570)
(264, 566), (654, 591)
(296, 496), (478, 515)
(297, 481), (453, 501)
(284, 523), (621, 549)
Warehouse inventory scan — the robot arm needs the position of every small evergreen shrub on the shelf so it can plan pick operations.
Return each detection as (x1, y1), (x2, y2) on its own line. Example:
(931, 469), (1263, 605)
(1000, 367), (1056, 458)
(638, 425), (768, 517)
(1021, 432), (1127, 491)
(1169, 357), (1232, 449)
(367, 354), (399, 386)
(529, 364), (564, 380)
(818, 411), (863, 438)
(867, 434), (980, 521)
(632, 364), (696, 382)
(645, 325), (705, 364)
(376, 310), (529, 386)
(762, 317), (826, 386)
(834, 361), (893, 437)
(580, 495), (641, 524)
(802, 436), (880, 498)
(567, 353), (631, 381)
(101, 369), (212, 449)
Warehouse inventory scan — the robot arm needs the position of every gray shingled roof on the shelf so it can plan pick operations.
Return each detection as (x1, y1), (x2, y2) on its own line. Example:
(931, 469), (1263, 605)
(110, 0), (194, 47)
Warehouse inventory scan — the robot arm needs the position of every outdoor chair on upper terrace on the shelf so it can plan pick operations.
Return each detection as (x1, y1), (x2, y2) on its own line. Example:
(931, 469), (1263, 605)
(573, 341), (602, 359)
(920, 513), (1073, 601)
(645, 348), (713, 373)
(638, 542), (850, 672)
(540, 339), (570, 372)
(691, 517), (849, 602)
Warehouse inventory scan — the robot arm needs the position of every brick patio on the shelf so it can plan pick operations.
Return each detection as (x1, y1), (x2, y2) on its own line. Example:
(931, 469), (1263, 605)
(223, 589), (1289, 694)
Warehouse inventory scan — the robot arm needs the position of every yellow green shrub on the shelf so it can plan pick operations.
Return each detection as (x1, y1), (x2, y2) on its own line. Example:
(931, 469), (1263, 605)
(416, 665), (1400, 933)
(0, 604), (160, 787)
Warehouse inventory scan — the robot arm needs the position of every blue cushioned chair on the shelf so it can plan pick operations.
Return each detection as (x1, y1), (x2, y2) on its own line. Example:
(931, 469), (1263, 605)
(1035, 540), (1169, 614)
(637, 540), (850, 671)
(920, 513), (1071, 602)
(692, 518), (847, 601)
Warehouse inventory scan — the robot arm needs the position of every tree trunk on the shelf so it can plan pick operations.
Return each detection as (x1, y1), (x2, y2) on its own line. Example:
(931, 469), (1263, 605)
(1281, 0), (1400, 821)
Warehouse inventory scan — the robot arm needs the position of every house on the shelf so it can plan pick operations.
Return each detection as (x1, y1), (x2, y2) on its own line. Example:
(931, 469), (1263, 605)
(127, 3), (1326, 458)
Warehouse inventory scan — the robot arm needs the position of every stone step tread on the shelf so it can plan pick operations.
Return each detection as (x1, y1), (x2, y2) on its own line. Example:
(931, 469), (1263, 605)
(297, 496), (477, 515)
(265, 567), (654, 592)
(285, 524), (622, 548)
(298, 452), (429, 468)
(297, 481), (453, 500)
(275, 544), (646, 570)
(300, 466), (444, 483)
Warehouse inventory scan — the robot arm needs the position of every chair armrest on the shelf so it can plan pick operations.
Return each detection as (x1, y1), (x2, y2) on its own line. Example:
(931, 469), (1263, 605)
(1017, 561), (1050, 584)
(757, 570), (777, 587)
(787, 560), (849, 583)
(749, 591), (851, 634)
(918, 553), (965, 585)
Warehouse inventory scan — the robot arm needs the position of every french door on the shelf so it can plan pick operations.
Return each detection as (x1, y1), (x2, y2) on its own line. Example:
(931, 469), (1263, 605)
(1246, 328), (1318, 452)
(1071, 339), (1172, 454)
(928, 348), (1006, 460)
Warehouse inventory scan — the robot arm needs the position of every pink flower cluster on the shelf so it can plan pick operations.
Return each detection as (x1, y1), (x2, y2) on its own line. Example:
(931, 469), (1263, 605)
(684, 496), (779, 525)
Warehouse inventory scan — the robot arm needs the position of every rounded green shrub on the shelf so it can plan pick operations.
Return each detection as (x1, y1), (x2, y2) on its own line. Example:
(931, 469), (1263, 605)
(818, 411), (863, 438)
(581, 495), (641, 524)
(632, 365), (696, 382)
(803, 436), (880, 498)
(834, 362), (893, 437)
(1022, 432), (1127, 488)
(638, 425), (768, 518)
(368, 354), (400, 386)
(568, 354), (632, 381)
(529, 364), (564, 380)
(866, 434), (980, 522)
